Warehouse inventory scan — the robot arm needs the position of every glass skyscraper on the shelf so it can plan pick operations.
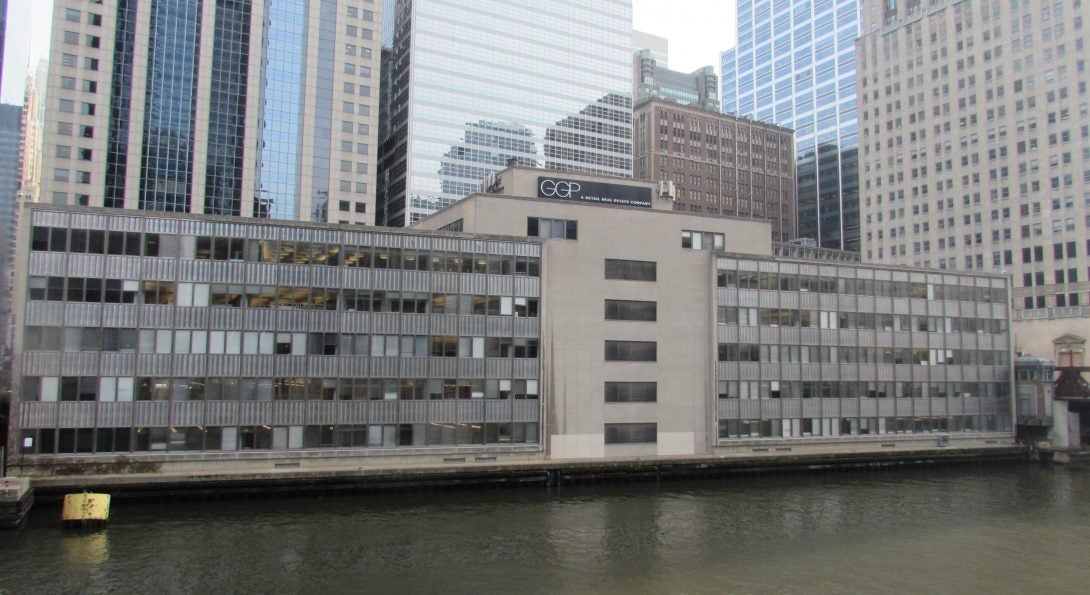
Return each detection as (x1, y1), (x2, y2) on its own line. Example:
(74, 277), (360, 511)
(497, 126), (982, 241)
(43, 0), (381, 224)
(377, 0), (634, 227)
(720, 0), (861, 252)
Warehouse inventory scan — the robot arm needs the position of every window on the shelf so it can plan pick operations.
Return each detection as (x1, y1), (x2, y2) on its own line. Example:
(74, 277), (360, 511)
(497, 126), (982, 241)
(682, 230), (725, 250)
(604, 299), (656, 321)
(604, 423), (657, 444)
(604, 382), (657, 403)
(527, 217), (577, 240)
(604, 340), (657, 362)
(605, 258), (656, 281)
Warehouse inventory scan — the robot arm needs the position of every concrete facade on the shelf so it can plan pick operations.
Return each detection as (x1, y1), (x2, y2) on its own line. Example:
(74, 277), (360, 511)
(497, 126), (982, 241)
(41, 0), (381, 224)
(632, 98), (797, 242)
(856, 0), (1090, 359)
(6, 169), (1016, 475)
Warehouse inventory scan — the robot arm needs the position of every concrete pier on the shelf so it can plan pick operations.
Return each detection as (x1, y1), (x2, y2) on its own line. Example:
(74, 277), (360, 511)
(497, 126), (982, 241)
(25, 445), (1027, 503)
(0, 478), (34, 528)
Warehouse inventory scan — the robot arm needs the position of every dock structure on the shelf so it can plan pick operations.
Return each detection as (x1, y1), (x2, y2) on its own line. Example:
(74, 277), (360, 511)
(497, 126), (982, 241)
(0, 477), (34, 528)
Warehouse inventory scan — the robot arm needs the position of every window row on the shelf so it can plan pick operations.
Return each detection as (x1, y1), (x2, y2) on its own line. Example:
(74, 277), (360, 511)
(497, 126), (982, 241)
(19, 421), (539, 455)
(30, 227), (542, 277)
(717, 380), (1009, 400)
(21, 376), (540, 402)
(717, 306), (1008, 334)
(28, 278), (539, 316)
(23, 327), (540, 359)
(716, 343), (1010, 366)
(681, 230), (725, 250)
(717, 415), (1010, 439)
(527, 217), (578, 240)
(718, 268), (1007, 303)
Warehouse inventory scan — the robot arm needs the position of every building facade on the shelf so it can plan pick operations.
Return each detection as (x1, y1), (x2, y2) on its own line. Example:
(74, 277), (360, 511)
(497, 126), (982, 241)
(40, 0), (381, 224)
(0, 104), (20, 361)
(633, 50), (719, 112)
(6, 169), (1014, 473)
(856, 0), (1089, 358)
(721, 0), (861, 251)
(376, 0), (635, 227)
(632, 98), (797, 242)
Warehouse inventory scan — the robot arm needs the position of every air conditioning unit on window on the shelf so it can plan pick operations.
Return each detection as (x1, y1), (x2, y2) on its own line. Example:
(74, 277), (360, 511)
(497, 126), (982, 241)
(658, 180), (675, 200)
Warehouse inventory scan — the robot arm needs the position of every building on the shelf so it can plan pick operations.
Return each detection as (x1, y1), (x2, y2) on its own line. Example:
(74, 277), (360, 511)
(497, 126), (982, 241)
(633, 30), (668, 68)
(375, 0), (634, 227)
(720, 0), (861, 252)
(17, 64), (46, 206)
(633, 50), (719, 112)
(632, 98), (797, 242)
(856, 0), (1089, 358)
(0, 104), (20, 363)
(39, 0), (381, 224)
(6, 168), (1014, 474)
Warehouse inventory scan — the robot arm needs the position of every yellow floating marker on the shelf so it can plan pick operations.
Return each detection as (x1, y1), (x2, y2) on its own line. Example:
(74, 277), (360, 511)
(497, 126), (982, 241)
(61, 493), (111, 528)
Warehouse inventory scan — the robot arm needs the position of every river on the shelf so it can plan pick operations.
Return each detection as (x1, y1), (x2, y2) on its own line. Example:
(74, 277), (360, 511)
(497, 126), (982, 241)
(2, 465), (1089, 593)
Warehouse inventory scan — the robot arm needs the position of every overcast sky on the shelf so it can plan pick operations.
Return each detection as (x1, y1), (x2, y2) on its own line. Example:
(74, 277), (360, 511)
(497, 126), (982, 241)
(1, 0), (738, 105)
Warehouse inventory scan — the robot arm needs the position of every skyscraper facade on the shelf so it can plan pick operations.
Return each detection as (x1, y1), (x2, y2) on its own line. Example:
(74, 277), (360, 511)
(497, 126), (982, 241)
(377, 0), (634, 227)
(857, 0), (1089, 358)
(721, 0), (861, 251)
(40, 0), (381, 224)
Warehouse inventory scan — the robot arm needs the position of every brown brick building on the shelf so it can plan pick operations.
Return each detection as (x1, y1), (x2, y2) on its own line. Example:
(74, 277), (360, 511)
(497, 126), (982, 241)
(632, 97), (797, 242)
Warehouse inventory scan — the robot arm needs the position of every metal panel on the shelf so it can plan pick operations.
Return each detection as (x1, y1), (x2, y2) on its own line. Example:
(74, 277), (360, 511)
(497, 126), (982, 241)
(512, 317), (538, 339)
(840, 399), (859, 416)
(760, 399), (782, 419)
(779, 364), (800, 381)
(97, 402), (133, 427)
(859, 365), (876, 381)
(877, 399), (895, 416)
(821, 364), (839, 379)
(514, 276), (540, 297)
(399, 400), (428, 423)
(368, 400), (398, 424)
(20, 402), (56, 429)
(486, 316), (513, 337)
(102, 304), (140, 327)
(739, 362), (760, 380)
(339, 357), (368, 379)
(513, 359), (540, 379)
(305, 400), (338, 425)
(308, 357), (339, 378)
(802, 399), (822, 418)
(22, 352), (62, 376)
(65, 303), (102, 327)
(430, 400), (457, 423)
(486, 358), (513, 378)
(513, 400), (540, 422)
(738, 289), (759, 307)
(913, 398), (931, 415)
(176, 307), (211, 329)
(24, 303), (65, 326)
(432, 272), (459, 293)
(485, 400), (511, 422)
(276, 309), (309, 332)
(170, 401), (205, 427)
(399, 357), (428, 378)
(104, 256), (141, 279)
(370, 357), (400, 378)
(28, 252), (67, 276)
(459, 358), (486, 378)
(273, 401), (305, 425)
(237, 401), (269, 425)
(371, 313), (401, 334)
(61, 352), (100, 376)
(799, 328), (819, 344)
(133, 402), (170, 426)
(932, 399), (948, 415)
(838, 365), (857, 381)
(875, 333), (892, 348)
(457, 400), (485, 422)
(948, 398), (964, 415)
(177, 259), (212, 282)
(739, 399), (761, 418)
(309, 311), (341, 333)
(58, 402), (96, 428)
(99, 353), (135, 376)
(136, 354), (172, 376)
(338, 401), (367, 425)
(141, 305), (175, 328)
(801, 364), (821, 380)
(821, 399), (840, 417)
(244, 263), (277, 286)
(718, 399), (740, 418)
(738, 326), (760, 343)
(460, 274), (487, 295)
(207, 355), (241, 377)
(430, 358), (458, 378)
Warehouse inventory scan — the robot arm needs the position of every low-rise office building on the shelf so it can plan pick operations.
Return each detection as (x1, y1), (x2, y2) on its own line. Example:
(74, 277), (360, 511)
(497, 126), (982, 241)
(6, 168), (1014, 474)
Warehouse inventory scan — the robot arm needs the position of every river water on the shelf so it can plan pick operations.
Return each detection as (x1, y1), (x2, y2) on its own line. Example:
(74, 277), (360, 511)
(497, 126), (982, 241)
(2, 465), (1089, 593)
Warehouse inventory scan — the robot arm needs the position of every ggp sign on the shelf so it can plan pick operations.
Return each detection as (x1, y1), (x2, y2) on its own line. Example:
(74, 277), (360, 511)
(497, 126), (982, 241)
(535, 176), (652, 208)
(539, 179), (582, 198)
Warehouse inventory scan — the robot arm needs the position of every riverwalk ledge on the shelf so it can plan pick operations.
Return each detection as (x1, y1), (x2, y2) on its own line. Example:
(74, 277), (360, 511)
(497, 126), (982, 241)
(22, 445), (1027, 503)
(0, 477), (35, 528)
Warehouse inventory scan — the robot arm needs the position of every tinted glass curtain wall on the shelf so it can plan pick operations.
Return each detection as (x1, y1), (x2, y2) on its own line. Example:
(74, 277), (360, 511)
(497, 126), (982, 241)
(720, 0), (860, 252)
(139, 0), (203, 212)
(204, 0), (252, 216)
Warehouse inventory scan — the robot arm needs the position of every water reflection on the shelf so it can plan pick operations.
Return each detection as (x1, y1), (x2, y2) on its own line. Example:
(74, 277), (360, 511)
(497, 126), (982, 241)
(3, 467), (1090, 592)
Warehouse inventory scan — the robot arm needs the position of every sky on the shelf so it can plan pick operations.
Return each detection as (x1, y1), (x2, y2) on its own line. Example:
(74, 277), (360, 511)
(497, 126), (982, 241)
(0, 0), (737, 105)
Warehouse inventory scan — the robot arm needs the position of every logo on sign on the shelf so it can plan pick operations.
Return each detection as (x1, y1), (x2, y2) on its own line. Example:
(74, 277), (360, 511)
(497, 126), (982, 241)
(539, 179), (581, 198)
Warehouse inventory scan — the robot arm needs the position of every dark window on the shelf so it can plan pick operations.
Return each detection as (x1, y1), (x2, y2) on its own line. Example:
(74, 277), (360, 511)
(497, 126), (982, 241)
(605, 258), (656, 281)
(604, 299), (657, 321)
(527, 217), (577, 240)
(604, 340), (657, 361)
(604, 423), (657, 444)
(604, 382), (657, 403)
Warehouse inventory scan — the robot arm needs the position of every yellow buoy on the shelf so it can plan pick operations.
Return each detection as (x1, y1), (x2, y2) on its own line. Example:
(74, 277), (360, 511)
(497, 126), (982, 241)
(61, 493), (111, 528)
